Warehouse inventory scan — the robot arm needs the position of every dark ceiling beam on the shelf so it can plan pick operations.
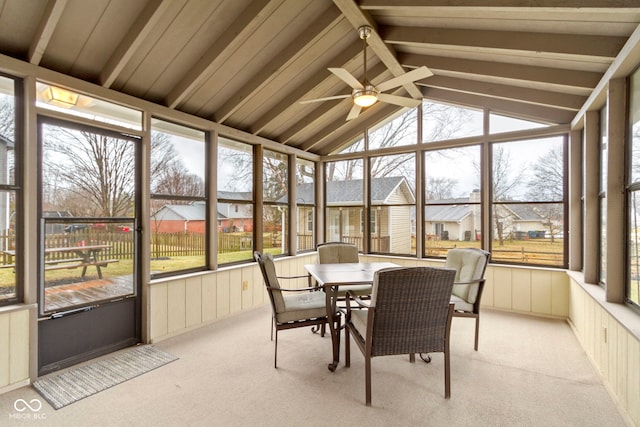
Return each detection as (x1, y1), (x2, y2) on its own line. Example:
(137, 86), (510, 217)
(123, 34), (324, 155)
(165, 0), (278, 109)
(422, 87), (576, 124)
(382, 26), (626, 60)
(419, 75), (586, 111)
(359, 0), (640, 8)
(28, 0), (68, 65)
(251, 41), (363, 136)
(214, 6), (343, 124)
(332, 0), (422, 99)
(399, 53), (601, 90)
(279, 62), (389, 144)
(100, 0), (173, 88)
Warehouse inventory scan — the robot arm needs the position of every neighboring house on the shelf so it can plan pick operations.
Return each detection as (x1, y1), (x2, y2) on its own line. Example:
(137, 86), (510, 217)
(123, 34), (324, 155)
(426, 190), (560, 241)
(151, 194), (254, 234)
(150, 202), (206, 234)
(425, 198), (477, 241)
(294, 176), (416, 254)
(217, 191), (253, 232)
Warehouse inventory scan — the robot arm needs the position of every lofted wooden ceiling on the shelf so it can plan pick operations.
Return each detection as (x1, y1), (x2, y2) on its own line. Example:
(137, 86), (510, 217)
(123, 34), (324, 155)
(1, 0), (639, 155)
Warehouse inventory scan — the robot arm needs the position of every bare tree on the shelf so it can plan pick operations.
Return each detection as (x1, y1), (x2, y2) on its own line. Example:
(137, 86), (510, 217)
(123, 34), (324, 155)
(490, 146), (526, 245)
(44, 129), (135, 217)
(526, 146), (564, 242)
(152, 162), (204, 197)
(426, 177), (457, 200)
(43, 126), (183, 217)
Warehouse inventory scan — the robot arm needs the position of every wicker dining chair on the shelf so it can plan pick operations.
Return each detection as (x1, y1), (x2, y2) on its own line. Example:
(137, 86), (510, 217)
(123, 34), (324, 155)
(316, 242), (371, 298)
(344, 266), (456, 406)
(254, 251), (338, 368)
(445, 248), (490, 351)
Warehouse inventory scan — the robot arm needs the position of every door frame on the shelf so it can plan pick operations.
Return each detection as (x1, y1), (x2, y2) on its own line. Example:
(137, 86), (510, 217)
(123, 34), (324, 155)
(36, 116), (142, 375)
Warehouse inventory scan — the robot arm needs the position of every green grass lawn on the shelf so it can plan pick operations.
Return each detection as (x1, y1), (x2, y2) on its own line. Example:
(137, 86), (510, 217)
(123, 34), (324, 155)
(0, 240), (563, 294)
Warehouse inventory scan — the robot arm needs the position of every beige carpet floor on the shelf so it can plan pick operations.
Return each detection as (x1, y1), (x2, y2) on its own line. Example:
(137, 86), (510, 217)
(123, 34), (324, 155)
(0, 306), (630, 426)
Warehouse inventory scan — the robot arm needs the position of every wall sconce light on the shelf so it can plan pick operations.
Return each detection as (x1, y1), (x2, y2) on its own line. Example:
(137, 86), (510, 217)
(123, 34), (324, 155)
(43, 86), (79, 108)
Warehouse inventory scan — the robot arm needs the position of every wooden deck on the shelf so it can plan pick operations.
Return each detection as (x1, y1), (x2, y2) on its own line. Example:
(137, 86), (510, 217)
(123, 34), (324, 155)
(44, 275), (134, 312)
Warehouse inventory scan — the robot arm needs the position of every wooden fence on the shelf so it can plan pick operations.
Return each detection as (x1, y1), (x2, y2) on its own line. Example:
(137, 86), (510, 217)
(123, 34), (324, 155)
(0, 229), (564, 267)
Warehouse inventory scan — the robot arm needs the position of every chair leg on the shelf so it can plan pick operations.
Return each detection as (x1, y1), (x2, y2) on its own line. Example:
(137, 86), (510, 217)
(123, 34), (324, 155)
(345, 326), (350, 368)
(274, 329), (278, 368)
(444, 347), (450, 399)
(365, 356), (372, 406)
(474, 315), (479, 351)
(409, 353), (415, 363)
(270, 317), (274, 341)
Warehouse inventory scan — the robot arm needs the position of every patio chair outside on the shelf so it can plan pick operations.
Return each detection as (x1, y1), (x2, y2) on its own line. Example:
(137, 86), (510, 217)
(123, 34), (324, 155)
(445, 248), (490, 350)
(254, 251), (338, 368)
(344, 266), (456, 406)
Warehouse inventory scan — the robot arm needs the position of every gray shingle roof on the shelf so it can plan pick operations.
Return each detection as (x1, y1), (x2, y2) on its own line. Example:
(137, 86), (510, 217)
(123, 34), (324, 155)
(425, 204), (471, 222)
(293, 176), (414, 205)
(163, 203), (206, 221)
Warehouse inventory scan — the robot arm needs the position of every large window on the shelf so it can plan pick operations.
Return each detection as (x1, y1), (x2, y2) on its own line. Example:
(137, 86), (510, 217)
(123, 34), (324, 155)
(627, 69), (640, 307)
(150, 119), (207, 277)
(370, 153), (416, 255)
(600, 105), (608, 286)
(325, 159), (363, 250)
(217, 138), (254, 264)
(369, 109), (417, 150)
(491, 137), (566, 267)
(424, 145), (481, 257)
(295, 158), (315, 251)
(0, 75), (18, 306)
(39, 118), (137, 313)
(423, 100), (483, 143)
(263, 149), (288, 256)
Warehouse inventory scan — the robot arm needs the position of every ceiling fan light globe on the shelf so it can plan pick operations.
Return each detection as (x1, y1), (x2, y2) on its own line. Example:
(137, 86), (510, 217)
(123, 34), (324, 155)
(354, 94), (377, 107)
(353, 87), (379, 107)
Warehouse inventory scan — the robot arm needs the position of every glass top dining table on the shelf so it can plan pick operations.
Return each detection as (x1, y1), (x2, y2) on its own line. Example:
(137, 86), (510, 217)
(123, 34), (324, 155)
(304, 262), (400, 371)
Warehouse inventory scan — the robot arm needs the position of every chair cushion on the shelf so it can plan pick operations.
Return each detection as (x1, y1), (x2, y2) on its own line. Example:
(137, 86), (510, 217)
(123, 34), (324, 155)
(445, 249), (487, 304)
(336, 284), (372, 297)
(450, 294), (474, 312)
(277, 291), (329, 324)
(318, 244), (359, 264)
(349, 309), (369, 339)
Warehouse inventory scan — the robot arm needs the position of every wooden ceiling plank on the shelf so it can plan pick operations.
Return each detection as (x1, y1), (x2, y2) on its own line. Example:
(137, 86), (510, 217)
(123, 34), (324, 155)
(28, 0), (68, 65)
(214, 6), (343, 124)
(251, 40), (363, 135)
(420, 75), (586, 110)
(399, 53), (602, 89)
(382, 26), (626, 60)
(100, 0), (174, 88)
(165, 0), (281, 109)
(333, 0), (422, 98)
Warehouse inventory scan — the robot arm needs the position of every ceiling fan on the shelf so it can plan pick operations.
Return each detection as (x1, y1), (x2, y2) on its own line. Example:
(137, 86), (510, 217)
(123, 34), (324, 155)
(300, 25), (432, 121)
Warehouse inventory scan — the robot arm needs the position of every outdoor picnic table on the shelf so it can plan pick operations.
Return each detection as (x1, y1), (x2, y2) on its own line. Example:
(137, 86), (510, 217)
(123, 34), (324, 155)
(4, 244), (117, 279)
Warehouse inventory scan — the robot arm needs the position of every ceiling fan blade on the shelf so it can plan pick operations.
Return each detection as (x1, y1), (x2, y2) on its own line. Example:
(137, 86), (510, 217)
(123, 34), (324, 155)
(378, 93), (422, 108)
(299, 94), (350, 104)
(376, 66), (433, 92)
(346, 104), (362, 121)
(329, 68), (364, 90)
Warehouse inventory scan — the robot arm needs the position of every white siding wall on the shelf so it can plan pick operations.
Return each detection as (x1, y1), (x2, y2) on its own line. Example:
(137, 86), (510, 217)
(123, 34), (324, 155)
(568, 273), (640, 427)
(0, 306), (31, 394)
